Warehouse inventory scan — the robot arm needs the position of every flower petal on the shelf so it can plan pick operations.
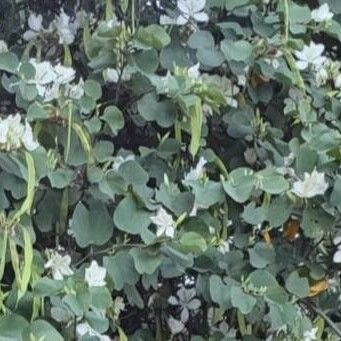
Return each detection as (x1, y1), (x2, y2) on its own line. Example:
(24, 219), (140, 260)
(193, 12), (209, 22)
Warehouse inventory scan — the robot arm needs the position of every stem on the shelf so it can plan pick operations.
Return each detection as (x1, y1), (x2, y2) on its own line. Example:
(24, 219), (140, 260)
(175, 118), (182, 143)
(131, 0), (136, 34)
(105, 0), (114, 20)
(303, 301), (341, 338)
(283, 49), (305, 91)
(65, 102), (73, 163)
(214, 156), (228, 178)
(282, 0), (289, 42)
(237, 310), (248, 336)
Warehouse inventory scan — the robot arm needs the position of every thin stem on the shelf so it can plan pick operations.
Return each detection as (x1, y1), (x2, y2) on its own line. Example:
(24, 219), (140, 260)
(237, 310), (248, 336)
(303, 301), (341, 338)
(131, 0), (136, 34)
(282, 0), (289, 42)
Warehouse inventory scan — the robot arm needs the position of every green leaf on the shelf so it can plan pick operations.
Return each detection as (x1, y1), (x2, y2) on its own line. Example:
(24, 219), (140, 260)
(221, 40), (253, 62)
(301, 207), (333, 240)
(90, 287), (113, 311)
(137, 92), (176, 127)
(104, 251), (140, 290)
(209, 275), (233, 310)
(0, 52), (19, 73)
(84, 79), (102, 100)
(285, 271), (309, 298)
(114, 195), (151, 235)
(27, 102), (49, 121)
(242, 202), (266, 225)
(22, 320), (63, 341)
(256, 168), (289, 194)
(71, 201), (113, 247)
(231, 286), (257, 314)
(222, 168), (255, 203)
(266, 196), (293, 228)
(33, 277), (64, 297)
(180, 232), (207, 254)
(136, 25), (171, 50)
(130, 248), (163, 274)
(118, 160), (149, 185)
(101, 105), (125, 135)
(48, 168), (74, 189)
(19, 81), (38, 101)
(248, 242), (275, 269)
(93, 140), (114, 163)
(0, 314), (29, 339)
(188, 31), (215, 50)
(99, 170), (127, 198)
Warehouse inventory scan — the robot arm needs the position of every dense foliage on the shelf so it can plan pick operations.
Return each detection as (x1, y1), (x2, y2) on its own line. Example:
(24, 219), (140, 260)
(1, 0), (341, 339)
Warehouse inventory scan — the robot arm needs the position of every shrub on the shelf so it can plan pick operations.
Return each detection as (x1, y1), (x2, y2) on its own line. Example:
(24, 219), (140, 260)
(0, 0), (341, 340)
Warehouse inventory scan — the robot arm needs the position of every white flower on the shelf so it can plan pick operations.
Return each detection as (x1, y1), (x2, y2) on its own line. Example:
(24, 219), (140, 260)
(160, 15), (179, 26)
(112, 154), (135, 171)
(160, 0), (209, 26)
(105, 68), (120, 83)
(168, 316), (186, 335)
(29, 59), (57, 98)
(168, 286), (201, 323)
(217, 240), (230, 254)
(315, 66), (329, 87)
(291, 169), (328, 198)
(23, 13), (44, 41)
(85, 260), (106, 287)
(104, 66), (134, 83)
(333, 236), (341, 263)
(294, 42), (326, 70)
(188, 63), (200, 80)
(113, 296), (125, 319)
(22, 120), (40, 151)
(311, 4), (333, 23)
(54, 63), (76, 84)
(0, 114), (22, 149)
(0, 114), (39, 151)
(64, 78), (84, 99)
(303, 327), (318, 341)
(334, 74), (341, 89)
(53, 9), (79, 45)
(76, 322), (111, 341)
(237, 74), (247, 87)
(177, 0), (209, 24)
(0, 40), (8, 53)
(183, 157), (207, 183)
(44, 252), (74, 280)
(106, 15), (122, 28)
(244, 148), (257, 165)
(150, 207), (176, 238)
(43, 83), (60, 102)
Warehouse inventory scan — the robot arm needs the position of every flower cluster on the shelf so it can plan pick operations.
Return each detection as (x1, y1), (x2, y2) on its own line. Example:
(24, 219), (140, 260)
(26, 60), (83, 102)
(0, 114), (39, 151)
(24, 9), (80, 45)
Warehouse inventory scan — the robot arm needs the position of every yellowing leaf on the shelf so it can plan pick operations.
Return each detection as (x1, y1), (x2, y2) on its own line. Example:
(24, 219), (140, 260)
(309, 279), (329, 297)
(262, 231), (272, 245)
(283, 219), (300, 241)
